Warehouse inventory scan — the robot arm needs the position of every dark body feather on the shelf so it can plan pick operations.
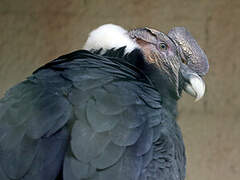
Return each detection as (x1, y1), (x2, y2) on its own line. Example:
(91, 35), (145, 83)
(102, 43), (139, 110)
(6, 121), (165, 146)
(0, 48), (185, 180)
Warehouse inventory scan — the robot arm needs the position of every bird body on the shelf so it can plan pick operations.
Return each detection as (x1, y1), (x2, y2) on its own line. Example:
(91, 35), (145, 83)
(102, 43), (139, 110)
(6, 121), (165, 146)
(0, 24), (208, 180)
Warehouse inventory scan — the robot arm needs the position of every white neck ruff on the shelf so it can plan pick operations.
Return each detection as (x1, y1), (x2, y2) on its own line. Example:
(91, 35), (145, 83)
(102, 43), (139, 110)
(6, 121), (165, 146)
(83, 24), (139, 54)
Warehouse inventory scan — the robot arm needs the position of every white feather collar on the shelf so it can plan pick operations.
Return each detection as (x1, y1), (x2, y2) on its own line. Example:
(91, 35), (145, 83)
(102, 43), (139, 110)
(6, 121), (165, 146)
(83, 24), (139, 54)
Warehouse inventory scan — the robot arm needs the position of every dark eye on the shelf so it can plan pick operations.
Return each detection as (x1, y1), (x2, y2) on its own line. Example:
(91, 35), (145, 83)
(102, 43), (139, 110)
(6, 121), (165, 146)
(159, 43), (168, 50)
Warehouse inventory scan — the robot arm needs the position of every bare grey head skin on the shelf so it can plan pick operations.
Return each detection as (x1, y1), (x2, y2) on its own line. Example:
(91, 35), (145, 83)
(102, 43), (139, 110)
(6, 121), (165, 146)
(168, 27), (209, 76)
(128, 27), (209, 101)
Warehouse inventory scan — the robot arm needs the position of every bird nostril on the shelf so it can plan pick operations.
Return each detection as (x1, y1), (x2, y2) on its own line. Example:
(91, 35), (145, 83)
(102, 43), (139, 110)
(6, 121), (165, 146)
(182, 58), (187, 65)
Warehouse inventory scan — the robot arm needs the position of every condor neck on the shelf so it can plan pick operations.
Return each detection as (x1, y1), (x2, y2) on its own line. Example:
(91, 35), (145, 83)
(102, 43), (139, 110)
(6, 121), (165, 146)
(142, 63), (179, 118)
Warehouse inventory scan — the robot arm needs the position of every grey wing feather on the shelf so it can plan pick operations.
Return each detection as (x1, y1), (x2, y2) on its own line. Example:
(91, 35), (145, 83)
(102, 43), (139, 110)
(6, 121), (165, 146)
(65, 78), (165, 180)
(0, 50), (185, 180)
(22, 127), (69, 180)
(60, 50), (185, 180)
(0, 69), (72, 180)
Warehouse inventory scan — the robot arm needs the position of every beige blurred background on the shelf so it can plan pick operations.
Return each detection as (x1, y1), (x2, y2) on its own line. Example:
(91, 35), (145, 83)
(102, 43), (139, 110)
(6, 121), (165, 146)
(0, 0), (239, 179)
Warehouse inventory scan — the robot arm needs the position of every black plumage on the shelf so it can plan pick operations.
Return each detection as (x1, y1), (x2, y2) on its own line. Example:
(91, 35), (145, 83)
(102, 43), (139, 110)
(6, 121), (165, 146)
(0, 48), (186, 180)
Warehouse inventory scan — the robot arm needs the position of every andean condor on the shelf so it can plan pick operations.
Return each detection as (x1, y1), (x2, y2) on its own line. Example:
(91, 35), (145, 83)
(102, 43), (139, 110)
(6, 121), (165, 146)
(0, 24), (209, 180)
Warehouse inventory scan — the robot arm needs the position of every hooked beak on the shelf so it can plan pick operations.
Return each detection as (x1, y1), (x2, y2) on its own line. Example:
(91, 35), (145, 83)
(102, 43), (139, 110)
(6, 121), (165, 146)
(168, 27), (209, 101)
(180, 64), (205, 101)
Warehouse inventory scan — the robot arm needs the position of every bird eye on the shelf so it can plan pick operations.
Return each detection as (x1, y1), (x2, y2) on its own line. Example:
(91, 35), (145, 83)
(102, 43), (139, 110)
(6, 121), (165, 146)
(159, 43), (168, 50)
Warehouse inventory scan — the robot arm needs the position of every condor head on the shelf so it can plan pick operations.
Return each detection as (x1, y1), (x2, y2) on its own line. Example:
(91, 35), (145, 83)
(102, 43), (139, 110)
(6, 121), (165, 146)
(129, 27), (209, 101)
(84, 24), (209, 101)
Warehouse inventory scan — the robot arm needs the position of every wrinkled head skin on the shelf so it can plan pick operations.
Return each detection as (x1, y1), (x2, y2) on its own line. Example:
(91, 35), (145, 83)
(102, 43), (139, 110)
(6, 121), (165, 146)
(129, 27), (209, 101)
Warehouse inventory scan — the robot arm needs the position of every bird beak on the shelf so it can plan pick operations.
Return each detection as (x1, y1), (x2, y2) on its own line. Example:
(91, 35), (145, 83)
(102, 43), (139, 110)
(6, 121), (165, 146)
(168, 27), (209, 101)
(180, 63), (205, 101)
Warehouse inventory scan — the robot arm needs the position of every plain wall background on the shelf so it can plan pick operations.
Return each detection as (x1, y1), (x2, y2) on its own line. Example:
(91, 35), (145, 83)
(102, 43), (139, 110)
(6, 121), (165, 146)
(0, 0), (240, 179)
